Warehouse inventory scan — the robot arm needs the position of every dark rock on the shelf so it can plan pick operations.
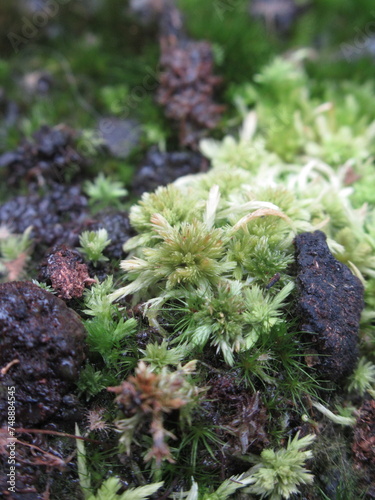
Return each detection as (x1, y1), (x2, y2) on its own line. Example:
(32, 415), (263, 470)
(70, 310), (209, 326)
(294, 230), (364, 382)
(39, 245), (96, 299)
(132, 147), (208, 194)
(0, 281), (86, 425)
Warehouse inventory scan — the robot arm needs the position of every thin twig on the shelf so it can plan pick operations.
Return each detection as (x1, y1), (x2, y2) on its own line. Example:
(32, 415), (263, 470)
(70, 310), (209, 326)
(0, 427), (102, 444)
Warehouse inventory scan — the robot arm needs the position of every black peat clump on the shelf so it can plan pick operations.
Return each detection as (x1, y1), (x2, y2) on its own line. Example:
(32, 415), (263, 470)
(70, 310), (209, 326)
(294, 230), (364, 382)
(87, 209), (134, 260)
(0, 281), (86, 425)
(132, 147), (208, 194)
(0, 125), (87, 187)
(0, 184), (89, 255)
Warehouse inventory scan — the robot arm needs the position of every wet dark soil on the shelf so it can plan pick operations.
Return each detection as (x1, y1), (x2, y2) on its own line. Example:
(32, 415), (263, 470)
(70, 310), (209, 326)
(0, 281), (87, 425)
(352, 398), (375, 495)
(204, 373), (269, 454)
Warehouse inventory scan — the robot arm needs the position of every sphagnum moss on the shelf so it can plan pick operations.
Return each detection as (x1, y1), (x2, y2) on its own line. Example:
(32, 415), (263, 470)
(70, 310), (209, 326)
(2, 13), (375, 493)
(103, 56), (375, 499)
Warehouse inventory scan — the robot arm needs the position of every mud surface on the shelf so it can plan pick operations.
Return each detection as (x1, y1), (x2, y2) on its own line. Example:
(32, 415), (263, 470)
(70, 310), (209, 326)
(294, 230), (364, 381)
(0, 281), (86, 425)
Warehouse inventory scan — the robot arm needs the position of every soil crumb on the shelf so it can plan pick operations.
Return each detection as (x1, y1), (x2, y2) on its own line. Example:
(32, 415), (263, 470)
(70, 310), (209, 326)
(39, 245), (95, 299)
